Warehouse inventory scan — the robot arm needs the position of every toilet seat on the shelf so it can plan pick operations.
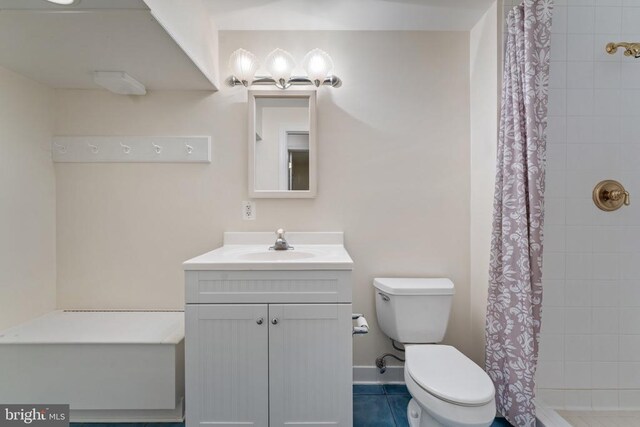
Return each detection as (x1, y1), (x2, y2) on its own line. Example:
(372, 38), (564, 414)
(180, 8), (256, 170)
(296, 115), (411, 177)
(405, 345), (495, 406)
(404, 345), (496, 427)
(404, 373), (496, 427)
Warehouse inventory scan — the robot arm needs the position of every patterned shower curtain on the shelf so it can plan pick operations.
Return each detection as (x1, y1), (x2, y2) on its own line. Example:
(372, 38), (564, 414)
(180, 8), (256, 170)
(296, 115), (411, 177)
(485, 1), (553, 426)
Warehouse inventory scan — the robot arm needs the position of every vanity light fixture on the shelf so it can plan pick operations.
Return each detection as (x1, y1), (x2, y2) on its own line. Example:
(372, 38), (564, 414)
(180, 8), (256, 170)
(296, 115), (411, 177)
(228, 48), (341, 89)
(228, 48), (260, 87)
(302, 49), (334, 87)
(265, 49), (296, 89)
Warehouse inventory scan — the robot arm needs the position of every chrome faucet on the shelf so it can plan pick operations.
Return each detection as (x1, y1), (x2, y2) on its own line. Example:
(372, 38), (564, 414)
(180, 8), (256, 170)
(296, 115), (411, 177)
(269, 228), (293, 251)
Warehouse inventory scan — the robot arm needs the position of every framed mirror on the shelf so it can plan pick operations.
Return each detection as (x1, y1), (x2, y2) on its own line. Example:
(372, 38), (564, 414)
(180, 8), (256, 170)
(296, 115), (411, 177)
(248, 90), (317, 198)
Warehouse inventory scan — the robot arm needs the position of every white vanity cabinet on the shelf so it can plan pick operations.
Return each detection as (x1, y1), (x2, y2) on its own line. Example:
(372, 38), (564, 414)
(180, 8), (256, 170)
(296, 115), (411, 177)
(186, 304), (269, 426)
(184, 232), (354, 427)
(268, 303), (352, 426)
(186, 301), (352, 427)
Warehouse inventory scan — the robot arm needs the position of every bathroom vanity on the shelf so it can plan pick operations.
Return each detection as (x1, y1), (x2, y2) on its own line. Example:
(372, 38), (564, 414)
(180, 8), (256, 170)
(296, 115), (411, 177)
(183, 232), (354, 427)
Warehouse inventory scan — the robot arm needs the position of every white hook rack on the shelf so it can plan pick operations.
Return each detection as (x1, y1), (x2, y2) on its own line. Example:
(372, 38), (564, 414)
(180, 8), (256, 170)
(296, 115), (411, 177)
(51, 136), (211, 163)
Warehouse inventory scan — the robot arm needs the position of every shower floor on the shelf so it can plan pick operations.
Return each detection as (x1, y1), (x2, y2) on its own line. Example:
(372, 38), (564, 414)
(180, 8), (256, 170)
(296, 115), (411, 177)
(558, 410), (640, 426)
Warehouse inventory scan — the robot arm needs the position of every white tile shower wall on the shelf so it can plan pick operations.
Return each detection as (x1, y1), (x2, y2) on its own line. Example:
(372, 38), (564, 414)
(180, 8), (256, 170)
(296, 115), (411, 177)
(536, 0), (640, 411)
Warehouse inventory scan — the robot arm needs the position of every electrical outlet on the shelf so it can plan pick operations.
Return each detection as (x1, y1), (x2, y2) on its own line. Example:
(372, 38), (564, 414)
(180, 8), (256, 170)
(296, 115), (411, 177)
(242, 201), (256, 220)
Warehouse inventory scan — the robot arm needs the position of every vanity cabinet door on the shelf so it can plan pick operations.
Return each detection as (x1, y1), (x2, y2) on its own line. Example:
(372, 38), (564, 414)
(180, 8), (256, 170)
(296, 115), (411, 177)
(268, 304), (353, 427)
(186, 304), (269, 427)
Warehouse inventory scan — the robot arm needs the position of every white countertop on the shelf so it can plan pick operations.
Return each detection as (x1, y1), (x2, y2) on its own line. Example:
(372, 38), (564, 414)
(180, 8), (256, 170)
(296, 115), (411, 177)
(183, 232), (354, 271)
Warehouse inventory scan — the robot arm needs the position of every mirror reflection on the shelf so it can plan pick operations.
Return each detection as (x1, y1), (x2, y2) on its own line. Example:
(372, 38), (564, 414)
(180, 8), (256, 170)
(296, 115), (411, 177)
(254, 97), (310, 191)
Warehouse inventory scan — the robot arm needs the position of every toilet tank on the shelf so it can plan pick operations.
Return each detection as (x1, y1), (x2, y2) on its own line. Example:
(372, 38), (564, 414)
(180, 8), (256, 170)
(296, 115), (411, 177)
(373, 278), (454, 344)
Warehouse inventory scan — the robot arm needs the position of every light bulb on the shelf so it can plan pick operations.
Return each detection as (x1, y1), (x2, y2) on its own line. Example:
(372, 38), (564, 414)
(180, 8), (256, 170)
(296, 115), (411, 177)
(302, 49), (334, 87)
(45, 0), (78, 4)
(229, 49), (259, 87)
(265, 49), (296, 88)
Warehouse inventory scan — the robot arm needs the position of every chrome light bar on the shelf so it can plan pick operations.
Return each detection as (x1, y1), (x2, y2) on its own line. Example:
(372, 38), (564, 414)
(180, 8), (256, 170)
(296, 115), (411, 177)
(228, 75), (342, 89)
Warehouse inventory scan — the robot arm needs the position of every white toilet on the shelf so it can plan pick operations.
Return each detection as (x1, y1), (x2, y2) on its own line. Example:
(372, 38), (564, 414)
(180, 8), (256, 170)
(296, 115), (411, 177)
(373, 278), (496, 427)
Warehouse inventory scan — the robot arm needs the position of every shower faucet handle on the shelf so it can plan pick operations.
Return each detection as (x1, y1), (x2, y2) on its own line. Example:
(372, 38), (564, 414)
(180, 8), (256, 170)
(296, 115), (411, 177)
(593, 180), (631, 211)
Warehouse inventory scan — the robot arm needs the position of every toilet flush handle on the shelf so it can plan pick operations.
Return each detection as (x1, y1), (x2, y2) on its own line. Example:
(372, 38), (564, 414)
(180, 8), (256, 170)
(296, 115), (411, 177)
(378, 292), (390, 302)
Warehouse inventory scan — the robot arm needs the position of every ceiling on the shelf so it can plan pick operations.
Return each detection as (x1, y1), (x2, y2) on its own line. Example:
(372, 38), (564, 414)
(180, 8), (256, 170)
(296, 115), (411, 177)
(206, 0), (496, 32)
(0, 0), (214, 90)
(0, 0), (495, 92)
(0, 0), (148, 9)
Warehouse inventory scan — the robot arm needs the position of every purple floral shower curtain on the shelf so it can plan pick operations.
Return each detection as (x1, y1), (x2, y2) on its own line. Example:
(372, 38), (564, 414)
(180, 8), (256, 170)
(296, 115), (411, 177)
(485, 1), (553, 426)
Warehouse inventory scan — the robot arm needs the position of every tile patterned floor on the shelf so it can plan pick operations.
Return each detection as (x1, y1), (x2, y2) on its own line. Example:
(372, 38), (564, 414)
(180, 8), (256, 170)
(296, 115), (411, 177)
(353, 384), (511, 427)
(353, 384), (411, 426)
(70, 385), (512, 427)
(558, 410), (640, 427)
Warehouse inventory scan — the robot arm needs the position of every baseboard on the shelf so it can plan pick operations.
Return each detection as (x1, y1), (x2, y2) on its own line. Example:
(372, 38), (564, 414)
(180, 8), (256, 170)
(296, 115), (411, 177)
(353, 365), (405, 384)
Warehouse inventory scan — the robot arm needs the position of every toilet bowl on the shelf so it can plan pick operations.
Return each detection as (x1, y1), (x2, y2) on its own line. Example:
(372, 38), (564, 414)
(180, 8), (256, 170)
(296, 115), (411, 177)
(404, 345), (495, 427)
(373, 278), (496, 427)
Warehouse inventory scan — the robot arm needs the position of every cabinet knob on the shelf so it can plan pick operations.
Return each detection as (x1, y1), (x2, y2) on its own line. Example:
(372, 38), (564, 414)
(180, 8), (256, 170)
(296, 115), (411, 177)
(271, 318), (279, 325)
(256, 318), (264, 325)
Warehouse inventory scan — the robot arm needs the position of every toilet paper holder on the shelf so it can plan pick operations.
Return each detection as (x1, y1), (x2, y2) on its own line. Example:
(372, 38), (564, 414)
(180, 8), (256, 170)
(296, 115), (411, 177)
(352, 313), (369, 335)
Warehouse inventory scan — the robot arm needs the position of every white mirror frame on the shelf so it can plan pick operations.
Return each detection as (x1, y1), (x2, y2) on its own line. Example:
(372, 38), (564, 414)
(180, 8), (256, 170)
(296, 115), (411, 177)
(248, 89), (317, 198)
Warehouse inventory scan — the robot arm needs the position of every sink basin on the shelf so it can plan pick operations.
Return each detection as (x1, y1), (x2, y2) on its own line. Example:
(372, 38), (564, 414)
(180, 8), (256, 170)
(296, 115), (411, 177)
(183, 232), (353, 271)
(239, 251), (315, 261)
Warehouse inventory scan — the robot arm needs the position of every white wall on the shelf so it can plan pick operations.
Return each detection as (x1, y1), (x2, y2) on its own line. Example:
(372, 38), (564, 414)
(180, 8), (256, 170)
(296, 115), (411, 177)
(144, 0), (220, 89)
(469, 1), (499, 366)
(0, 66), (56, 330)
(53, 30), (472, 365)
(537, 1), (640, 410)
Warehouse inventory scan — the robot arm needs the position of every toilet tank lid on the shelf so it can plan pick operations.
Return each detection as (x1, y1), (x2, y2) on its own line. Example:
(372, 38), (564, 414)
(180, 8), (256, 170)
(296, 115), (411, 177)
(373, 278), (454, 296)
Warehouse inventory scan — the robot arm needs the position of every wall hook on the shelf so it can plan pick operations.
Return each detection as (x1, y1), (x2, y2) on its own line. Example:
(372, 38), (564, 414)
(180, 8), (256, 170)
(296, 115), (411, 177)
(152, 142), (162, 154)
(53, 142), (67, 154)
(120, 142), (131, 154)
(87, 143), (99, 154)
(186, 144), (193, 155)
